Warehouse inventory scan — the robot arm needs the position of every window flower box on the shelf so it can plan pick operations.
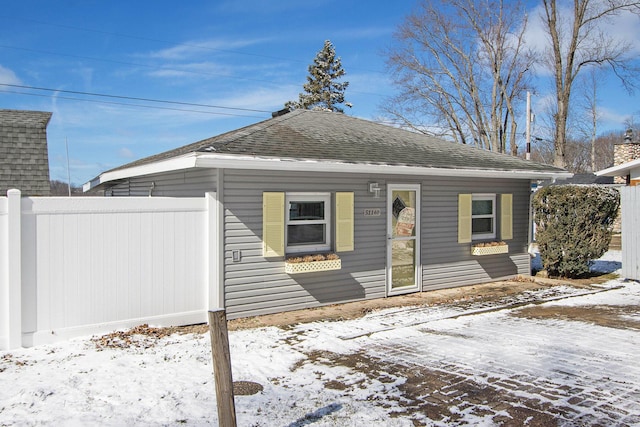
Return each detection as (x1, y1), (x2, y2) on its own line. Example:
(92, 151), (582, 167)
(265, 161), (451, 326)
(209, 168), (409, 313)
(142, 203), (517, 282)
(285, 254), (341, 274)
(471, 242), (509, 256)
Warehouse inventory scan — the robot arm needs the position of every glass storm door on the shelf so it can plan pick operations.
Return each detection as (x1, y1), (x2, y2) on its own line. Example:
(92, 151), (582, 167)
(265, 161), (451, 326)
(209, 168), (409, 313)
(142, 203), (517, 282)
(387, 184), (421, 295)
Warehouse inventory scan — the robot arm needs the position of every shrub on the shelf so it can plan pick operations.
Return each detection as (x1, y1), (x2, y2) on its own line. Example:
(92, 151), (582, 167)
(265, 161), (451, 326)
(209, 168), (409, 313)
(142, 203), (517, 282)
(532, 185), (619, 278)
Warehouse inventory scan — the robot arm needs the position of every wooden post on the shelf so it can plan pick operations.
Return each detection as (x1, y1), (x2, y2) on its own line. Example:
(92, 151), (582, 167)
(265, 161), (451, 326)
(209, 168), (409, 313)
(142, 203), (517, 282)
(208, 309), (237, 427)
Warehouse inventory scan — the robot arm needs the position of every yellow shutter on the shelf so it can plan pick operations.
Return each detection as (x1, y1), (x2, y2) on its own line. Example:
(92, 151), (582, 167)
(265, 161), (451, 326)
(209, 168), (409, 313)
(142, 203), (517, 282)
(262, 192), (285, 257)
(501, 193), (513, 240)
(458, 194), (472, 243)
(335, 192), (354, 252)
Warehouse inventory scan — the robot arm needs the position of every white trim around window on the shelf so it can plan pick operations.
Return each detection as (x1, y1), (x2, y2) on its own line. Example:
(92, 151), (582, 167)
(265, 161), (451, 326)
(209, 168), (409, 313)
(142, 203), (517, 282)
(285, 192), (332, 253)
(471, 194), (496, 240)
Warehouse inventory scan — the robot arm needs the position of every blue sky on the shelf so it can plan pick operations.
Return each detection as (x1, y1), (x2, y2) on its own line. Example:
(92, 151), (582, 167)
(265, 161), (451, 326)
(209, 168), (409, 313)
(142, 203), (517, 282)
(1, 1), (638, 186)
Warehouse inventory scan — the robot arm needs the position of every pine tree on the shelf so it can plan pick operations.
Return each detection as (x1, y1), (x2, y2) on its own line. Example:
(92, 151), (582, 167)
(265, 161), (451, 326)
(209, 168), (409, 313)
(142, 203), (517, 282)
(286, 40), (352, 113)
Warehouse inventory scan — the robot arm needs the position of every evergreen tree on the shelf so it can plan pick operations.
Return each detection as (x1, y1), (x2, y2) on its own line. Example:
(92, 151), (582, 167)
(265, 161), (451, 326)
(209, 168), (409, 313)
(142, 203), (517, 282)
(286, 40), (352, 113)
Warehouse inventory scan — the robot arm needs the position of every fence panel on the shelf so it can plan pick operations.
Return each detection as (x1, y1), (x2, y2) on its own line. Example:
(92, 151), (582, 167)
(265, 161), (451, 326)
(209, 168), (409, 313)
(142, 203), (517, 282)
(0, 196), (8, 349)
(13, 195), (211, 348)
(621, 186), (639, 281)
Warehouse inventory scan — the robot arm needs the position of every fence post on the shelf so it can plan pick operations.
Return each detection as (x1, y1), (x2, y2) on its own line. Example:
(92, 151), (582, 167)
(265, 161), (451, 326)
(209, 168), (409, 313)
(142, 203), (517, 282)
(205, 192), (223, 310)
(7, 189), (22, 349)
(621, 186), (639, 281)
(208, 309), (237, 427)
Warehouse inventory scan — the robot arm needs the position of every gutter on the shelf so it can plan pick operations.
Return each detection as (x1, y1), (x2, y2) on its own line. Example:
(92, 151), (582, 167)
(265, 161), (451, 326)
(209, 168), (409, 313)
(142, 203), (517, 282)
(84, 152), (573, 191)
(83, 153), (199, 192)
(595, 158), (640, 177)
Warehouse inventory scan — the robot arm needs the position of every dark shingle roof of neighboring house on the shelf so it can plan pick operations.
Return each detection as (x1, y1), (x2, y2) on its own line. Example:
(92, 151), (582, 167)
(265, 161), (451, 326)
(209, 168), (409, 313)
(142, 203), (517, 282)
(549, 173), (614, 186)
(0, 109), (52, 196)
(87, 109), (571, 189)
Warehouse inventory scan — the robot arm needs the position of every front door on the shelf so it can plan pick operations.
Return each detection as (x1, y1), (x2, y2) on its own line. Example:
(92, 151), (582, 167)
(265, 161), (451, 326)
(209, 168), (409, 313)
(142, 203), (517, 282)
(387, 184), (421, 296)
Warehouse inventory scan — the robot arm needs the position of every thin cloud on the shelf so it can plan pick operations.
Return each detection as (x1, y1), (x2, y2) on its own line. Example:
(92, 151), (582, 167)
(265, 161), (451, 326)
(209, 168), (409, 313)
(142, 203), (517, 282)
(211, 86), (297, 111)
(0, 65), (22, 85)
(597, 105), (634, 128)
(524, 3), (640, 73)
(215, 0), (330, 16)
(333, 26), (395, 41)
(145, 37), (272, 61)
(117, 147), (135, 159)
(147, 61), (233, 79)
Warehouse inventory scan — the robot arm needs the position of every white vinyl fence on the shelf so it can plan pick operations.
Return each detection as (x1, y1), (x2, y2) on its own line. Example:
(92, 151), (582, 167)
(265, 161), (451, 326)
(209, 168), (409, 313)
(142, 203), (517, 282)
(621, 186), (640, 281)
(1, 190), (219, 350)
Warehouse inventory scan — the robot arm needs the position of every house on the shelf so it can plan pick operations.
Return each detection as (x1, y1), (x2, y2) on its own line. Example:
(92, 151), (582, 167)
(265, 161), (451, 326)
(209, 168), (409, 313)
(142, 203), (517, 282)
(596, 158), (640, 186)
(0, 109), (52, 196)
(596, 155), (640, 281)
(548, 173), (614, 186)
(85, 109), (571, 319)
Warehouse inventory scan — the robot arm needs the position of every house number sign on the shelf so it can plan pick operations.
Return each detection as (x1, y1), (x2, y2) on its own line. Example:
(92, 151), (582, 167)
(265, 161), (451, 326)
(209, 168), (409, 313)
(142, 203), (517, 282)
(363, 208), (381, 217)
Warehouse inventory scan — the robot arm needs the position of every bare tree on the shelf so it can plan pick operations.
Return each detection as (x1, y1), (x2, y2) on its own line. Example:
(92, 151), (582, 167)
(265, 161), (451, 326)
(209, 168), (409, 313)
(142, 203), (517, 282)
(530, 128), (625, 172)
(593, 130), (620, 169)
(529, 137), (556, 165)
(540, 0), (640, 168)
(572, 68), (603, 171)
(50, 180), (82, 196)
(385, 0), (533, 153)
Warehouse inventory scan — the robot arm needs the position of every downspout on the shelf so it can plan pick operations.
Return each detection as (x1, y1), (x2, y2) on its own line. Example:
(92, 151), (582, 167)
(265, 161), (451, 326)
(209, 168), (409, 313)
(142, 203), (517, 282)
(527, 181), (537, 259)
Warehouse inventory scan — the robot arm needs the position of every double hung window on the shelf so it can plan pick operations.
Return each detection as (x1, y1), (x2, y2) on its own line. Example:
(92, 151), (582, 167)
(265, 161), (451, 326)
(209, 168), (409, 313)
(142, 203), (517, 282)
(471, 194), (496, 239)
(458, 193), (511, 244)
(285, 193), (331, 253)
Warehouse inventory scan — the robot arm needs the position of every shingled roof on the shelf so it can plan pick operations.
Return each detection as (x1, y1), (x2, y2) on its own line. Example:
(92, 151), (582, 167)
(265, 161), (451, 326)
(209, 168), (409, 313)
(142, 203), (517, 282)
(88, 109), (570, 189)
(0, 109), (52, 196)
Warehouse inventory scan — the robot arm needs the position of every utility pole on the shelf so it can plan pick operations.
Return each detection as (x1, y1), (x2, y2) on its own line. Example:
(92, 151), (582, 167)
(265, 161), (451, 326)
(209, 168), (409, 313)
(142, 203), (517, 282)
(525, 91), (531, 160)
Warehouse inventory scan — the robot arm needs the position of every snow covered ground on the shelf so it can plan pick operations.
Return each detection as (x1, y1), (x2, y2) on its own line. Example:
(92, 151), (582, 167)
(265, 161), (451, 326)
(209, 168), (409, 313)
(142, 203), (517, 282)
(1, 251), (639, 426)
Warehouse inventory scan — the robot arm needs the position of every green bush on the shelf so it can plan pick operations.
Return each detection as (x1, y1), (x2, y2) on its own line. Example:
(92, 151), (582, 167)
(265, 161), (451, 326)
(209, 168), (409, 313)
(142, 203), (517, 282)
(532, 185), (620, 278)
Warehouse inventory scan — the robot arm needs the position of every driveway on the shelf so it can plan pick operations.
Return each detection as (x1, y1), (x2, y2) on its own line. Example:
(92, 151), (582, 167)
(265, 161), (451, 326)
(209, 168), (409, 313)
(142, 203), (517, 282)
(1, 275), (639, 426)
(273, 280), (640, 426)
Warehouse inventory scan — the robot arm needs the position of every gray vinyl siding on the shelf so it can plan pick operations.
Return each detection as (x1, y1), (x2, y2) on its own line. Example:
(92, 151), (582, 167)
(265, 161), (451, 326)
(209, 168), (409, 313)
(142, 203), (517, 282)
(105, 166), (533, 319)
(106, 168), (216, 197)
(221, 170), (531, 319)
(422, 178), (531, 290)
(222, 169), (387, 319)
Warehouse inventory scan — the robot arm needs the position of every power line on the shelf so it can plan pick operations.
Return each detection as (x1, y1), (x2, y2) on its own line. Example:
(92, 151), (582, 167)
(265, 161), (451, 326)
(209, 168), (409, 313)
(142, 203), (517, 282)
(0, 83), (271, 114)
(0, 43), (387, 99)
(0, 88), (269, 119)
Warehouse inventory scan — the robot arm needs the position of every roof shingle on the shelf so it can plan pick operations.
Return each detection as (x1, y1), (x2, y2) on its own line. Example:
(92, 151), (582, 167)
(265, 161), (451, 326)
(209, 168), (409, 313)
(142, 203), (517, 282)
(0, 109), (52, 196)
(105, 109), (566, 176)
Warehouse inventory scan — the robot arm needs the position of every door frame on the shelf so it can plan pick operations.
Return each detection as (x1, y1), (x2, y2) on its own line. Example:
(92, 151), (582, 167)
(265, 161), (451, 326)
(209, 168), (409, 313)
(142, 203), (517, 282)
(386, 183), (421, 296)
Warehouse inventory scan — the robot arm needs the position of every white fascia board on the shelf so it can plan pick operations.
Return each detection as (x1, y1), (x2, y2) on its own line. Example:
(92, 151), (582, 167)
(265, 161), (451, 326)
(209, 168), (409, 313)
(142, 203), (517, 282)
(84, 152), (572, 191)
(83, 154), (198, 191)
(596, 158), (640, 177)
(194, 153), (573, 180)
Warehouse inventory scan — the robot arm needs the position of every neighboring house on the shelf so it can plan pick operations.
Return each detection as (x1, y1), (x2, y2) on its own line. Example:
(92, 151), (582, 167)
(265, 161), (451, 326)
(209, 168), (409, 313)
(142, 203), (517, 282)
(596, 158), (640, 186)
(596, 138), (640, 237)
(596, 156), (640, 281)
(549, 173), (614, 186)
(0, 109), (52, 196)
(85, 109), (570, 319)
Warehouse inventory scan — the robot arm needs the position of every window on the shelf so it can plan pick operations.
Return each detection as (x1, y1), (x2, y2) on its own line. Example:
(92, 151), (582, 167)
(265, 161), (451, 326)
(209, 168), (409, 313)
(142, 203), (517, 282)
(471, 194), (496, 239)
(285, 193), (331, 253)
(262, 191), (354, 257)
(458, 193), (512, 244)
